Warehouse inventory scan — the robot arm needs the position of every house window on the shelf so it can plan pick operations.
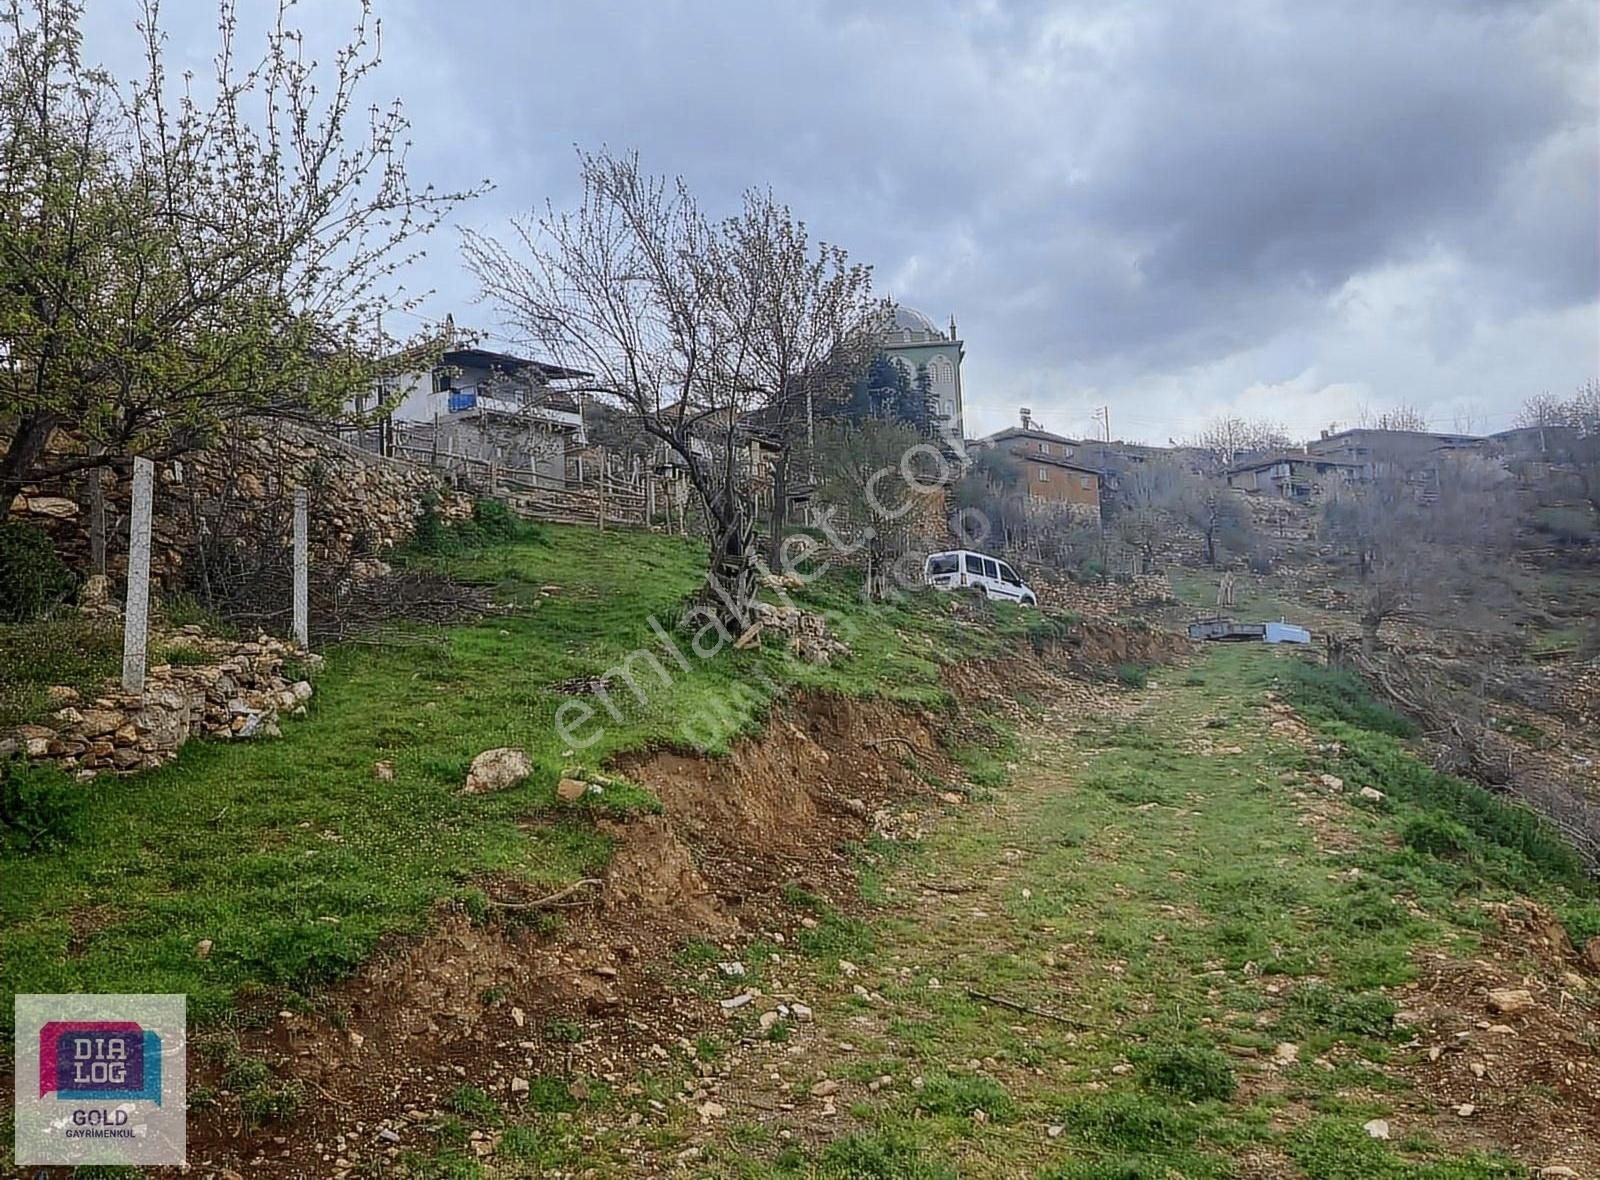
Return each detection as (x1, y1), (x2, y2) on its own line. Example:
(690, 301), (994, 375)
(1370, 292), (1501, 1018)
(1039, 442), (1051, 456)
(1079, 474), (1093, 490)
(432, 368), (452, 394)
(1037, 466), (1049, 482)
(942, 400), (954, 417)
(929, 355), (955, 385)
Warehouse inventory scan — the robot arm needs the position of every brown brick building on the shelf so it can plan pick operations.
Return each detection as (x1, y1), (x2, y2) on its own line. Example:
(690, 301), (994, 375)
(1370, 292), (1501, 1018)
(976, 412), (1103, 519)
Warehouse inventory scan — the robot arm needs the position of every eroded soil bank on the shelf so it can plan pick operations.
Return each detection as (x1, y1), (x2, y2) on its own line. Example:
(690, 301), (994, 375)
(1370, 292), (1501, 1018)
(175, 629), (1165, 1177)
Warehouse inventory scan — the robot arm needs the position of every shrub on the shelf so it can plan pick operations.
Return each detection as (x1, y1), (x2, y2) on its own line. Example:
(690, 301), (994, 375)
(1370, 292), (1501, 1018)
(410, 491), (449, 555)
(1402, 814), (1475, 860)
(471, 496), (522, 543)
(0, 761), (88, 853)
(0, 520), (76, 622)
(1115, 663), (1149, 689)
(1281, 661), (1415, 738)
(1136, 1044), (1236, 1102)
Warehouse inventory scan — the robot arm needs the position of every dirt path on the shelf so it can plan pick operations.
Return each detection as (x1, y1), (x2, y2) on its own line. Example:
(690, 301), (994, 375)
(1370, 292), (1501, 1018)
(514, 647), (1598, 1179)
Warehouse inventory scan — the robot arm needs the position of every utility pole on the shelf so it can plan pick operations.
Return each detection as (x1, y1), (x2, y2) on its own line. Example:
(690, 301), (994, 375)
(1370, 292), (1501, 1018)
(1093, 405), (1110, 442)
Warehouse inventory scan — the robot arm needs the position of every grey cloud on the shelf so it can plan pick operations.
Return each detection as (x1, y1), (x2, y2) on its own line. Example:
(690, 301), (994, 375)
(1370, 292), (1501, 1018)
(82, 0), (1598, 437)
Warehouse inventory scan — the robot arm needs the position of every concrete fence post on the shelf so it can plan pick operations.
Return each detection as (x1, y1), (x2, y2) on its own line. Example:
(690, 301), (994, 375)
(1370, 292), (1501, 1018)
(293, 487), (309, 650)
(121, 457), (155, 694)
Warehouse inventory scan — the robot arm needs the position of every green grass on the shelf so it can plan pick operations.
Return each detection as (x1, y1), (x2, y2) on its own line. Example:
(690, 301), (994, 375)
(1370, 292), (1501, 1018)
(0, 525), (1041, 1029)
(664, 641), (1589, 1177)
(0, 614), (123, 727)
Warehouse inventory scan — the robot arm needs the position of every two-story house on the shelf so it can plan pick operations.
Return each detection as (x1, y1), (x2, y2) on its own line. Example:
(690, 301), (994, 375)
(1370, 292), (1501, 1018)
(363, 338), (592, 485)
(976, 410), (1102, 521)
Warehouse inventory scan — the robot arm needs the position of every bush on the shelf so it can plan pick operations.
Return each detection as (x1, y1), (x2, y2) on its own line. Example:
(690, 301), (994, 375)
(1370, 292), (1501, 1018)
(1115, 663), (1150, 689)
(1281, 661), (1415, 738)
(470, 496), (522, 543)
(410, 492), (449, 555)
(0, 520), (76, 622)
(407, 494), (533, 556)
(0, 761), (88, 853)
(1135, 1044), (1235, 1102)
(1402, 814), (1475, 860)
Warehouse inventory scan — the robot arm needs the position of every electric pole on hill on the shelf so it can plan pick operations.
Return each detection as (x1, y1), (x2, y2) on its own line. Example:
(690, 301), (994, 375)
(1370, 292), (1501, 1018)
(1093, 405), (1110, 442)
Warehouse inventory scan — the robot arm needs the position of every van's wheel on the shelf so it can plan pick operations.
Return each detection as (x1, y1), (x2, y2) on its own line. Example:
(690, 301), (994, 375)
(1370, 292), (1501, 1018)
(1021, 594), (1036, 606)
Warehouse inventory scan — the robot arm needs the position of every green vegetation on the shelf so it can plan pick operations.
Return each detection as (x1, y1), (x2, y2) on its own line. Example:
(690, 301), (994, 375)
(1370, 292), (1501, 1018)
(0, 613), (122, 727)
(1114, 662), (1149, 689)
(0, 760), (88, 853)
(0, 518), (77, 622)
(627, 642), (1576, 1177)
(0, 525), (1051, 1029)
(1281, 654), (1599, 920)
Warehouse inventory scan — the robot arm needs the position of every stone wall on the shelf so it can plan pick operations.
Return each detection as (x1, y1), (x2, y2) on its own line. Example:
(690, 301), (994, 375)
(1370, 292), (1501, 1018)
(1, 629), (320, 778)
(7, 419), (472, 589)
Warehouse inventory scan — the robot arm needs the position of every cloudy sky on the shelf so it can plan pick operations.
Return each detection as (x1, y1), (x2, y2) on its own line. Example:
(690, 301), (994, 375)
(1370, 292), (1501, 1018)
(88, 0), (1598, 442)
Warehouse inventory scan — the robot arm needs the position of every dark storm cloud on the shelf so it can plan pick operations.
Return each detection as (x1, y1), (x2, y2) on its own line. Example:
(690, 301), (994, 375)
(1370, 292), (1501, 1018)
(83, 0), (1599, 437)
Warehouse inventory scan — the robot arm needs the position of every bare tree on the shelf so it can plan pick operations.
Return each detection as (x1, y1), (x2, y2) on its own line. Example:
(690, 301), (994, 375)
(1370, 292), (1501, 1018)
(1108, 458), (1189, 573)
(0, 0), (482, 508)
(1322, 451), (1516, 654)
(712, 190), (887, 568)
(1357, 403), (1432, 433)
(1186, 415), (1293, 470)
(951, 447), (1030, 553)
(464, 151), (879, 625)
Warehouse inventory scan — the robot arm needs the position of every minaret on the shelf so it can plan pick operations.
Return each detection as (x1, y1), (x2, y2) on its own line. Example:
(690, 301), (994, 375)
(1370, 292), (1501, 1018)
(949, 314), (958, 341)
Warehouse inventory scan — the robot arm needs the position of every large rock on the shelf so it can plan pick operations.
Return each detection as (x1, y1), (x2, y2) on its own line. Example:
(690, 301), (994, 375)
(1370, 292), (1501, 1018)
(1583, 936), (1600, 974)
(22, 495), (79, 518)
(1487, 987), (1534, 1015)
(464, 747), (532, 794)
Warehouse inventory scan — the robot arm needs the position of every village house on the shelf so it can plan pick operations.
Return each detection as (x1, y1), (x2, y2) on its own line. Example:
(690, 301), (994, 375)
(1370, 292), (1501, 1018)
(348, 327), (592, 486)
(1306, 426), (1483, 479)
(1225, 451), (1363, 500)
(976, 409), (1103, 521)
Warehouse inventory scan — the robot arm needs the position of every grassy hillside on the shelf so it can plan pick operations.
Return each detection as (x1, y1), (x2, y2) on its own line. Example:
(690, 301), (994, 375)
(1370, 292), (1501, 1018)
(0, 525), (1040, 1026)
(442, 644), (1597, 1178)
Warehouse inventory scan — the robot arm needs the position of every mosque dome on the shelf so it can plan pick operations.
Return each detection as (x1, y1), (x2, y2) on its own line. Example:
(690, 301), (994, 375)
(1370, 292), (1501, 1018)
(892, 306), (939, 334)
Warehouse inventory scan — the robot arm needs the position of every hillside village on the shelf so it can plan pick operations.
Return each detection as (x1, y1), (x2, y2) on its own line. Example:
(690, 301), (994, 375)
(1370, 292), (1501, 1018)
(2, 3), (1600, 1179)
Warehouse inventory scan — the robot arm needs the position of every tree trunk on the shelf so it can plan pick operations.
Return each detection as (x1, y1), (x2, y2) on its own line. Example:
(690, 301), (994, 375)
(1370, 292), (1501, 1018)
(766, 449), (789, 569)
(699, 496), (757, 631)
(0, 411), (63, 513)
(87, 463), (107, 575)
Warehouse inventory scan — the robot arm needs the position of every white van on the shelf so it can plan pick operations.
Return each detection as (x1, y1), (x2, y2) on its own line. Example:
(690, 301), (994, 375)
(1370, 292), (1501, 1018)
(923, 550), (1038, 606)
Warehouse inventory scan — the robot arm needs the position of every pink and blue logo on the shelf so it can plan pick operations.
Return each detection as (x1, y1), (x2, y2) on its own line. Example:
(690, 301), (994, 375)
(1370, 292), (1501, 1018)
(38, 1021), (164, 1105)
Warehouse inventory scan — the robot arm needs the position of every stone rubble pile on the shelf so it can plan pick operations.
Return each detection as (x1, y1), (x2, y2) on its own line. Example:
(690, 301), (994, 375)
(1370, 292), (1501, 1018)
(747, 602), (850, 666)
(0, 627), (320, 778)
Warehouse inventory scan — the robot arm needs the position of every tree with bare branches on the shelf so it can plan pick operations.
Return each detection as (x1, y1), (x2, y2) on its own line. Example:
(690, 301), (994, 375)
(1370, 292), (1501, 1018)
(464, 151), (882, 625)
(1322, 451), (1516, 654)
(1357, 404), (1431, 433)
(814, 417), (935, 601)
(0, 0), (482, 509)
(1185, 415), (1292, 470)
(712, 191), (887, 568)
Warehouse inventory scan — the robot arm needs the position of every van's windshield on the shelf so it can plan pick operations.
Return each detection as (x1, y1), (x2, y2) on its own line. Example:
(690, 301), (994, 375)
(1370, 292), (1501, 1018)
(926, 554), (960, 575)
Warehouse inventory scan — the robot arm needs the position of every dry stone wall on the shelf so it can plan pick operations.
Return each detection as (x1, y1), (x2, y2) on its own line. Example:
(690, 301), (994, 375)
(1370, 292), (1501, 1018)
(0, 628), (321, 778)
(7, 419), (472, 589)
